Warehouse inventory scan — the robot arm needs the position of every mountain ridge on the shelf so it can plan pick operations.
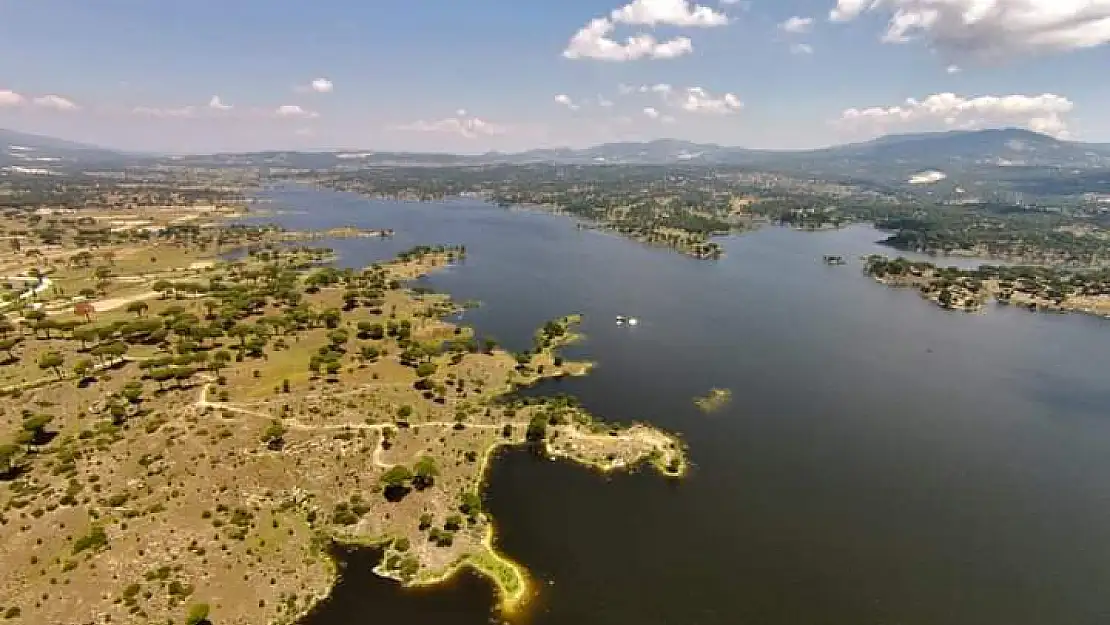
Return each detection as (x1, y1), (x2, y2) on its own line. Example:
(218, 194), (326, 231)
(4, 127), (1110, 176)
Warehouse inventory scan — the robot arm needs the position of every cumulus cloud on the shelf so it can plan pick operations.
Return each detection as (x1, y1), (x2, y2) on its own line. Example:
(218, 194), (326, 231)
(208, 96), (232, 111)
(563, 17), (693, 60)
(554, 94), (581, 111)
(790, 42), (815, 54)
(828, 0), (1110, 59)
(296, 78), (334, 94)
(611, 0), (729, 26)
(395, 110), (507, 139)
(780, 16), (815, 33)
(838, 92), (1076, 138)
(643, 106), (661, 119)
(563, 0), (728, 61)
(275, 104), (320, 119)
(0, 90), (25, 107)
(636, 84), (744, 114)
(32, 95), (79, 111)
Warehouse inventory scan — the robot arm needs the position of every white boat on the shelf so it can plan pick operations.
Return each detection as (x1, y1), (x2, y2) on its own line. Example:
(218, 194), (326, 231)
(615, 315), (627, 324)
(627, 317), (639, 326)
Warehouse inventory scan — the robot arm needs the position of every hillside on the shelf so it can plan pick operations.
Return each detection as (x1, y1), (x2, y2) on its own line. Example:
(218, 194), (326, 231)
(5, 126), (1110, 183)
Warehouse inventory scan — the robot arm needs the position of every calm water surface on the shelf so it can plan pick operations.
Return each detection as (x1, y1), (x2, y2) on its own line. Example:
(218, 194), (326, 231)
(267, 187), (1110, 625)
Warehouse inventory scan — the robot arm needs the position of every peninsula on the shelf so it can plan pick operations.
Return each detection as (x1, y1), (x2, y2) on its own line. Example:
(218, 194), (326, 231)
(0, 189), (686, 625)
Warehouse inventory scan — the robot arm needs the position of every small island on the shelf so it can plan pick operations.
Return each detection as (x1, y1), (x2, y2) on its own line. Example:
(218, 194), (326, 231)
(694, 388), (732, 413)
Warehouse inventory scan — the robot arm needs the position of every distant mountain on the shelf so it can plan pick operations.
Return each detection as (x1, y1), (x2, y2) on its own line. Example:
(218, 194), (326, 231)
(1, 128), (125, 171)
(5, 127), (1110, 182)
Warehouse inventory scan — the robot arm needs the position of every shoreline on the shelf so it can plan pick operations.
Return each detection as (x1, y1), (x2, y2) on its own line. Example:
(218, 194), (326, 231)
(287, 260), (686, 619)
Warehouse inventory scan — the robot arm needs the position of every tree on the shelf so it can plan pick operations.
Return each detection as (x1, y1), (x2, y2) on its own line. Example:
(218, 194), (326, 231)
(526, 415), (547, 443)
(381, 466), (413, 487)
(415, 362), (437, 378)
(412, 456), (438, 490)
(38, 351), (64, 378)
(227, 323), (252, 347)
(0, 336), (22, 360)
(185, 603), (211, 625)
(460, 491), (482, 517)
(73, 358), (94, 380)
(74, 301), (95, 322)
(380, 465), (413, 501)
(126, 301), (149, 317)
(327, 329), (350, 348)
(320, 308), (342, 329)
(262, 420), (286, 450)
(211, 350), (232, 372)
(120, 381), (143, 404)
(0, 443), (24, 479)
(21, 414), (54, 446)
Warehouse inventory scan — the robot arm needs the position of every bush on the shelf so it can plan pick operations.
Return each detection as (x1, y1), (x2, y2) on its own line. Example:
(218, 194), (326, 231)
(185, 602), (210, 625)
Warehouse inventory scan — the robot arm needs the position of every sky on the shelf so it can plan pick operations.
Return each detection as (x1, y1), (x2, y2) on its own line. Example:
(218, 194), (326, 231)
(2, 0), (1110, 154)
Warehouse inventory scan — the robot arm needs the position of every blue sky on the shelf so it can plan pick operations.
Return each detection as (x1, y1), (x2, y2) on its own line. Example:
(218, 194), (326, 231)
(2, 0), (1110, 153)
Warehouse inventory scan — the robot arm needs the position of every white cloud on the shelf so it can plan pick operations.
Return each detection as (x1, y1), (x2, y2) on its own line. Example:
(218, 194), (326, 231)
(829, 0), (869, 21)
(0, 90), (25, 107)
(636, 84), (744, 114)
(780, 16), (815, 33)
(946, 64), (961, 74)
(643, 106), (661, 119)
(554, 94), (581, 111)
(611, 0), (730, 26)
(828, 0), (1110, 59)
(838, 92), (1076, 139)
(32, 95), (79, 111)
(208, 96), (232, 111)
(678, 87), (744, 113)
(563, 17), (693, 61)
(563, 0), (727, 61)
(133, 105), (197, 118)
(275, 104), (319, 119)
(396, 111), (507, 139)
(598, 96), (615, 107)
(295, 78), (334, 94)
(790, 42), (815, 54)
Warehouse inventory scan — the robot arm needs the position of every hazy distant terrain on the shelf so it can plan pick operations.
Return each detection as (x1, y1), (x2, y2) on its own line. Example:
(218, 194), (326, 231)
(5, 127), (1110, 200)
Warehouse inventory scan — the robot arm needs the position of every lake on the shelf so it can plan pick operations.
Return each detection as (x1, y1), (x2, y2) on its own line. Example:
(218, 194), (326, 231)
(262, 186), (1110, 625)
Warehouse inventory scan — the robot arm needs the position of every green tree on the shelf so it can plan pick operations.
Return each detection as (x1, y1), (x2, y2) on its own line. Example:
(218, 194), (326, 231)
(320, 308), (342, 329)
(380, 465), (413, 489)
(0, 336), (22, 360)
(262, 420), (286, 450)
(73, 358), (94, 380)
(412, 456), (438, 489)
(0, 443), (24, 479)
(38, 351), (64, 378)
(120, 381), (143, 404)
(21, 414), (54, 445)
(415, 362), (437, 378)
(460, 491), (483, 517)
(125, 301), (149, 317)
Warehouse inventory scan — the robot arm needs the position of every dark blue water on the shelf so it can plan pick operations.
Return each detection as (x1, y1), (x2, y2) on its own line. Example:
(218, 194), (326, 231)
(273, 186), (1110, 625)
